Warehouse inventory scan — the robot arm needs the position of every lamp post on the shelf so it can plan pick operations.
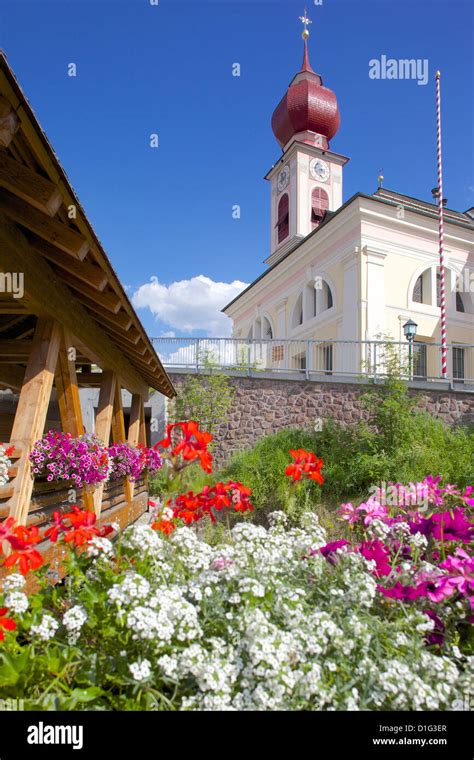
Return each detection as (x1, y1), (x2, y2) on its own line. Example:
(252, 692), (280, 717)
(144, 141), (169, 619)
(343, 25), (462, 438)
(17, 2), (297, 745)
(403, 319), (418, 380)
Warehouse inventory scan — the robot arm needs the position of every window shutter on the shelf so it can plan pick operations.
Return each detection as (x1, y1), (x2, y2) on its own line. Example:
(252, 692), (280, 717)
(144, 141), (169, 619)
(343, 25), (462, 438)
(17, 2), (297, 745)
(277, 194), (289, 243)
(311, 188), (329, 229)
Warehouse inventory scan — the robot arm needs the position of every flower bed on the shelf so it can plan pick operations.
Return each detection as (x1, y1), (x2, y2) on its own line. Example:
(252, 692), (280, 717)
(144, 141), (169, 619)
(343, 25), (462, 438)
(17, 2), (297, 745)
(0, 423), (471, 711)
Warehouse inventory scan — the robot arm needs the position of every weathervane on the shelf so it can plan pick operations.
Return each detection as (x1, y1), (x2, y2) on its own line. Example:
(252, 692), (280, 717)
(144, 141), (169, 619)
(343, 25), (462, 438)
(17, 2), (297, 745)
(299, 8), (312, 39)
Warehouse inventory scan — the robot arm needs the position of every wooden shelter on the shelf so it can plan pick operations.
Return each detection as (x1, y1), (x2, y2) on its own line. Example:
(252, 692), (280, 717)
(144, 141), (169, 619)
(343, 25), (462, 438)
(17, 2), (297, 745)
(0, 51), (175, 567)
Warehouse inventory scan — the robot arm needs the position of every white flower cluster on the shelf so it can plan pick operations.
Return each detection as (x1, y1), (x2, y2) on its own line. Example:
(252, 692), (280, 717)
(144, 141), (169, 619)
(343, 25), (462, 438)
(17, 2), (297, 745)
(129, 659), (152, 682)
(108, 573), (151, 606)
(2, 573), (25, 593)
(30, 614), (59, 642)
(87, 536), (113, 558)
(78, 510), (469, 710)
(62, 605), (87, 633)
(4, 591), (28, 614)
(0, 444), (12, 488)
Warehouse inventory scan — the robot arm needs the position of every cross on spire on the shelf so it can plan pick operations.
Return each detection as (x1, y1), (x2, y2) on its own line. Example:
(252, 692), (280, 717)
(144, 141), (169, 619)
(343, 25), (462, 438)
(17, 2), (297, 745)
(299, 8), (312, 38)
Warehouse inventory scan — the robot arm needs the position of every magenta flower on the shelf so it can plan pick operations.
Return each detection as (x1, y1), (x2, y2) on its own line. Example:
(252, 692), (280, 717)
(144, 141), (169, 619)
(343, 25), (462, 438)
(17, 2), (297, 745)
(430, 508), (473, 543)
(459, 486), (474, 508)
(358, 540), (391, 577)
(319, 540), (350, 563)
(414, 579), (453, 603)
(377, 582), (420, 601)
(439, 548), (474, 596)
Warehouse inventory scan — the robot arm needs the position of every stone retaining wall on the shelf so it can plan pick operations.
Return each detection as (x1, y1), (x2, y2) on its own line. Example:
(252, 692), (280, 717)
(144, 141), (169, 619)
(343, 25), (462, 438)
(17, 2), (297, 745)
(169, 373), (474, 465)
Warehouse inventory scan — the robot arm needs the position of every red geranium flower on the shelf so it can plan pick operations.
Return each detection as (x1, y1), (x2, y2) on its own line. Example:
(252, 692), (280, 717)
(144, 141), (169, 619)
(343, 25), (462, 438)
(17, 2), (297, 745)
(3, 547), (44, 576)
(227, 482), (254, 513)
(0, 608), (16, 641)
(155, 421), (213, 473)
(285, 449), (324, 485)
(152, 519), (175, 535)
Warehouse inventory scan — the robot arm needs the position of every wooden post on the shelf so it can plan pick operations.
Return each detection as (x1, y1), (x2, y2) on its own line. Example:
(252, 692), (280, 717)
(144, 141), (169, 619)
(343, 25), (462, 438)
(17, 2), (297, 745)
(138, 396), (148, 490)
(92, 371), (116, 517)
(111, 382), (133, 504)
(55, 329), (85, 437)
(54, 328), (94, 510)
(127, 394), (142, 501)
(8, 318), (61, 525)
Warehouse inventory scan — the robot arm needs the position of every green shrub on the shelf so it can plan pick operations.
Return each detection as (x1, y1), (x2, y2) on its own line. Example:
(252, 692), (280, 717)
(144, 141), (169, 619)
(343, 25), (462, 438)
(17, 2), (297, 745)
(220, 402), (473, 516)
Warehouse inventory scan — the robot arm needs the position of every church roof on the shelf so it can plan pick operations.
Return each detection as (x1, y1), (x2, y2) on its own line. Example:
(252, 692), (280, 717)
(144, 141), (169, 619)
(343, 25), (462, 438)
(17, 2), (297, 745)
(222, 188), (474, 313)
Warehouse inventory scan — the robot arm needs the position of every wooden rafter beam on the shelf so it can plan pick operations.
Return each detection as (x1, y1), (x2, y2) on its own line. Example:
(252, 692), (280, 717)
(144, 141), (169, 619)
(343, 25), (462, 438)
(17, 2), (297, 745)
(60, 270), (122, 314)
(99, 319), (141, 345)
(0, 151), (62, 216)
(0, 301), (28, 314)
(0, 212), (149, 396)
(0, 189), (89, 260)
(0, 95), (19, 147)
(0, 339), (32, 357)
(77, 293), (133, 331)
(27, 235), (108, 291)
(0, 364), (25, 390)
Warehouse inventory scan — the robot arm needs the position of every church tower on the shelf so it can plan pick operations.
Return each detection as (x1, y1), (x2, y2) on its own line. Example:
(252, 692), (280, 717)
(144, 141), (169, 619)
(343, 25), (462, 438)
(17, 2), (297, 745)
(265, 12), (349, 266)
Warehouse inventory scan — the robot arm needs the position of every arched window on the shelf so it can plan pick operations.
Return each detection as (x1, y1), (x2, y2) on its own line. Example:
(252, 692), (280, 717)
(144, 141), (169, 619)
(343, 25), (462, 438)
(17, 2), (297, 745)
(277, 194), (289, 243)
(311, 188), (329, 229)
(262, 316), (273, 340)
(411, 266), (472, 313)
(413, 274), (423, 303)
(292, 293), (303, 328)
(313, 278), (334, 315)
(456, 291), (465, 313)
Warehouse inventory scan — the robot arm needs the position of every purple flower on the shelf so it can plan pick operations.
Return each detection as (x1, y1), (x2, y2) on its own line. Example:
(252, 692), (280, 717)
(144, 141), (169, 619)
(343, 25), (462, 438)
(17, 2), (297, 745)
(423, 610), (445, 647)
(319, 539), (350, 563)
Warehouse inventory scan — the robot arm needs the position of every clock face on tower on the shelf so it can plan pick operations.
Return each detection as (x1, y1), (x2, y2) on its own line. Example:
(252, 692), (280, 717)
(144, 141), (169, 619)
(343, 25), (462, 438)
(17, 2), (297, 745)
(277, 165), (290, 192)
(310, 158), (330, 183)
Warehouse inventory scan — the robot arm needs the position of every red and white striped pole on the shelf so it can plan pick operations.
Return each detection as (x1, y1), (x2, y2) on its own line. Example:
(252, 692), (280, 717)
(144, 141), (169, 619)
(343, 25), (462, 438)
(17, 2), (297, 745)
(435, 70), (448, 378)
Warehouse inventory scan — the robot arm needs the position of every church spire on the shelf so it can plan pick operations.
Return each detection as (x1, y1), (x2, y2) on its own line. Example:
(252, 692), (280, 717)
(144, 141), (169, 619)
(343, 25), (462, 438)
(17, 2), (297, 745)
(299, 8), (315, 73)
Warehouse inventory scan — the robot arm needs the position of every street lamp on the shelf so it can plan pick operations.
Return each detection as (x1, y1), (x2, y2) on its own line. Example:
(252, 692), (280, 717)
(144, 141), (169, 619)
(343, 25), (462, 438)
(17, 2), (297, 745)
(403, 319), (418, 379)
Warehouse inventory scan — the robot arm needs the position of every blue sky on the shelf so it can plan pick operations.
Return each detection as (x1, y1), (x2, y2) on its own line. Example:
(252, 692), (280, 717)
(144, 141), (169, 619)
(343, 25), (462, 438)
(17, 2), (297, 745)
(1, 0), (472, 336)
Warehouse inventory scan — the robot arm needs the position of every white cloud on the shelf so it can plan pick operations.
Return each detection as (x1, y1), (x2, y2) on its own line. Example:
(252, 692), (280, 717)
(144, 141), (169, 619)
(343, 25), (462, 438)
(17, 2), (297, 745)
(131, 275), (248, 337)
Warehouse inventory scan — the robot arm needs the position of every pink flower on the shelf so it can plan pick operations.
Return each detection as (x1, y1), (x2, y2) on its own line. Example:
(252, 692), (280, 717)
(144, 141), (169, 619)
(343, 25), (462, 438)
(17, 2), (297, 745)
(339, 503), (358, 524)
(357, 498), (387, 526)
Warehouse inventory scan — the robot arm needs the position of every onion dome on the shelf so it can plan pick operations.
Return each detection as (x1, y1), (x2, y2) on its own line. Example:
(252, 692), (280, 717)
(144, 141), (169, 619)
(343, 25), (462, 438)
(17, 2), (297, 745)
(271, 37), (340, 150)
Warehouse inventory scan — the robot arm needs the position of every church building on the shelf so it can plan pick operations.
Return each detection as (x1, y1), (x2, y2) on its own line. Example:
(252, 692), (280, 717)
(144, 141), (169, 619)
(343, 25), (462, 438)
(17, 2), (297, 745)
(223, 21), (473, 382)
